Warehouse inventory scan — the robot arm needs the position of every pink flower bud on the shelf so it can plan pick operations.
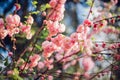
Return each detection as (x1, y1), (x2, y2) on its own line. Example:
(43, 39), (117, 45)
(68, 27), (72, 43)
(7, 70), (14, 75)
(76, 25), (84, 33)
(42, 11), (46, 16)
(48, 75), (53, 80)
(8, 52), (13, 56)
(102, 42), (106, 48)
(37, 62), (45, 69)
(15, 3), (21, 10)
(83, 19), (92, 27)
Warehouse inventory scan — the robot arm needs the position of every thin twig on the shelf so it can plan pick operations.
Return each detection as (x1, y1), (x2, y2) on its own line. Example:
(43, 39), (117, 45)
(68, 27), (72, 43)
(89, 61), (116, 80)
(86, 0), (95, 19)
(93, 15), (120, 23)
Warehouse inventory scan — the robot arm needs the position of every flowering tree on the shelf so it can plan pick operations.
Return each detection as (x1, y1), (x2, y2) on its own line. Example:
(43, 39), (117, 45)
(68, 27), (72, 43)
(0, 0), (120, 80)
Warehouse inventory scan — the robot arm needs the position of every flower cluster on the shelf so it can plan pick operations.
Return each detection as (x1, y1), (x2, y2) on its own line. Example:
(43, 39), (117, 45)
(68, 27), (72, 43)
(43, 1), (96, 76)
(0, 14), (33, 39)
(18, 54), (41, 70)
(43, 0), (66, 38)
(45, 20), (65, 37)
(48, 0), (66, 21)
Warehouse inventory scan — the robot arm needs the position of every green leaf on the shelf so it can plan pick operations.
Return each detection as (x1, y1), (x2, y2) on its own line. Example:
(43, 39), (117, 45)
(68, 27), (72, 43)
(45, 3), (51, 8)
(24, 16), (28, 19)
(40, 4), (51, 11)
(4, 57), (9, 66)
(40, 27), (49, 39)
(32, 1), (38, 8)
(32, 1), (38, 5)
(86, 0), (92, 6)
(9, 68), (24, 80)
(13, 68), (19, 75)
(12, 74), (23, 80)
(35, 44), (42, 50)
(30, 11), (40, 15)
(40, 5), (46, 11)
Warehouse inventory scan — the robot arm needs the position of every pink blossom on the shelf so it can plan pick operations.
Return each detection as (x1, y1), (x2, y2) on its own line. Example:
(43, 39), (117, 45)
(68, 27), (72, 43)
(5, 14), (21, 37)
(55, 53), (63, 61)
(55, 47), (64, 54)
(59, 0), (66, 4)
(64, 42), (80, 57)
(7, 29), (15, 37)
(48, 11), (64, 21)
(48, 0), (66, 21)
(20, 24), (31, 33)
(70, 32), (82, 42)
(6, 15), (14, 25)
(42, 40), (50, 48)
(26, 31), (32, 39)
(46, 20), (59, 36)
(111, 0), (118, 5)
(94, 46), (103, 52)
(82, 57), (94, 72)
(71, 60), (77, 66)
(49, 0), (58, 8)
(28, 54), (40, 68)
(62, 37), (75, 50)
(13, 14), (20, 26)
(76, 24), (84, 33)
(37, 62), (45, 69)
(15, 3), (21, 10)
(27, 16), (34, 25)
(13, 28), (20, 34)
(108, 43), (120, 50)
(20, 23), (32, 39)
(6, 14), (20, 26)
(83, 19), (92, 27)
(42, 11), (46, 16)
(29, 61), (38, 68)
(48, 75), (53, 80)
(29, 54), (41, 62)
(58, 23), (66, 33)
(56, 70), (62, 75)
(55, 4), (65, 13)
(113, 65), (119, 70)
(8, 51), (13, 57)
(84, 47), (92, 56)
(7, 70), (14, 75)
(44, 59), (54, 70)
(0, 30), (8, 39)
(42, 41), (57, 58)
(97, 55), (104, 61)
(51, 34), (65, 46)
